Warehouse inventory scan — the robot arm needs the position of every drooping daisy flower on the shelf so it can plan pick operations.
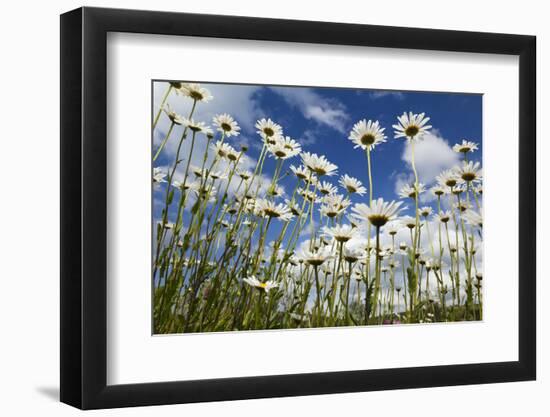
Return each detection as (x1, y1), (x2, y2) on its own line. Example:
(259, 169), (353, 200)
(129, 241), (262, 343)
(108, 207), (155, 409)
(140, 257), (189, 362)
(182, 118), (210, 134)
(268, 136), (301, 159)
(452, 140), (479, 154)
(474, 184), (483, 195)
(393, 112), (432, 141)
(399, 183), (426, 199)
(318, 181), (337, 196)
(456, 161), (482, 183)
(162, 104), (185, 125)
(323, 224), (357, 243)
(339, 174), (367, 195)
(301, 152), (338, 177)
(300, 247), (333, 267)
(243, 276), (278, 293)
(436, 169), (462, 189)
(399, 242), (408, 251)
(153, 167), (167, 184)
(463, 209), (483, 228)
(255, 118), (283, 141)
(351, 198), (404, 227)
(179, 83), (213, 102)
(255, 199), (294, 222)
(419, 206), (433, 218)
(213, 113), (241, 137)
(436, 210), (452, 224)
(348, 119), (387, 150)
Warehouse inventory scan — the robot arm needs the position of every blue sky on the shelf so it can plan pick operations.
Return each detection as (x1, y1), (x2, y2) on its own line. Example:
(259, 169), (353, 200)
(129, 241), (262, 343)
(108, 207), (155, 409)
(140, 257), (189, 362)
(152, 81), (483, 304)
(153, 81), (481, 222)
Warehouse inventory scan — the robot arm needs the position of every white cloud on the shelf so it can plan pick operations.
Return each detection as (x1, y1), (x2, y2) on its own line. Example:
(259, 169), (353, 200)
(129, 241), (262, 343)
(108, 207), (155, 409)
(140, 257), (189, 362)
(394, 130), (460, 202)
(269, 86), (350, 133)
(401, 130), (460, 184)
(369, 91), (405, 100)
(154, 81), (264, 136)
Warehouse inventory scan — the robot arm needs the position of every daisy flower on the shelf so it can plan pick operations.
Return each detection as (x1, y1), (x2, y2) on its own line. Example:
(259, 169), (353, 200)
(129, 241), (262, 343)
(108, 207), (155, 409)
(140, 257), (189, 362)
(290, 164), (310, 181)
(431, 185), (447, 197)
(456, 161), (482, 183)
(319, 194), (351, 218)
(323, 224), (357, 243)
(398, 183), (426, 199)
(383, 221), (401, 236)
(301, 152), (338, 177)
(343, 246), (364, 263)
(339, 174), (367, 195)
(255, 199), (294, 222)
(348, 119), (387, 149)
(190, 165), (206, 178)
(351, 198), (403, 227)
(209, 170), (228, 181)
(182, 118), (210, 135)
(400, 216), (417, 230)
(153, 167), (167, 184)
(300, 188), (321, 204)
(419, 206), (433, 217)
(285, 199), (303, 216)
(436, 210), (452, 224)
(213, 113), (241, 137)
(162, 104), (185, 125)
(267, 184), (285, 198)
(179, 83), (213, 102)
(436, 169), (462, 188)
(255, 118), (283, 141)
(318, 181), (337, 196)
(299, 247), (333, 267)
(243, 276), (278, 293)
(463, 209), (483, 228)
(211, 141), (237, 160)
(455, 201), (471, 212)
(237, 170), (252, 181)
(452, 140), (479, 154)
(393, 112), (432, 141)
(268, 136), (301, 159)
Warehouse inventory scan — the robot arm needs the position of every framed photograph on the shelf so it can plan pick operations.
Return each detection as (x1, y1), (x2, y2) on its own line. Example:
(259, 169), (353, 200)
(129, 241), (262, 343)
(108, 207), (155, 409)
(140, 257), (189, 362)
(60, 6), (536, 409)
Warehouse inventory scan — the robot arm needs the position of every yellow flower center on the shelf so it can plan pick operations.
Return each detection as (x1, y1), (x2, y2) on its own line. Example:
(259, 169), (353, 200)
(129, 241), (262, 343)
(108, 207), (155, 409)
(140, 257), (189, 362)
(360, 134), (375, 145)
(405, 125), (420, 137)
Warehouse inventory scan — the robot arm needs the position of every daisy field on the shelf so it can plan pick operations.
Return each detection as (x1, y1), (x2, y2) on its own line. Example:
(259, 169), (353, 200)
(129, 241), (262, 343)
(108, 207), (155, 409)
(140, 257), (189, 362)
(152, 81), (483, 334)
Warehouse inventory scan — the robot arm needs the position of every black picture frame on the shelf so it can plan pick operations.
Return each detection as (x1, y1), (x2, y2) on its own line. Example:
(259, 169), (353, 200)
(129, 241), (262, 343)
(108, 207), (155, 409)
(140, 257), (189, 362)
(60, 6), (536, 410)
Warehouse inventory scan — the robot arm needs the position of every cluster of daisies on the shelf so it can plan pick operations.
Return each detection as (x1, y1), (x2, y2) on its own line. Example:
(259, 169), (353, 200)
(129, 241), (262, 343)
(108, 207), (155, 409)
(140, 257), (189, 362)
(152, 82), (483, 334)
